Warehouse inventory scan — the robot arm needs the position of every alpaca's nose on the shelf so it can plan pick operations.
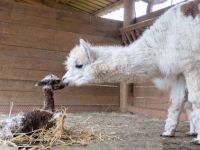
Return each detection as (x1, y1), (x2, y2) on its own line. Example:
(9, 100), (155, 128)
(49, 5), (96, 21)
(62, 77), (69, 86)
(64, 82), (69, 86)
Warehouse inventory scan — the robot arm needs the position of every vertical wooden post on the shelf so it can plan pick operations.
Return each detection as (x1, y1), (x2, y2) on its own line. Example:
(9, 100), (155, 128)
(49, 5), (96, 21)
(120, 0), (136, 112)
(123, 0), (136, 27)
(146, 2), (153, 14)
(120, 83), (129, 112)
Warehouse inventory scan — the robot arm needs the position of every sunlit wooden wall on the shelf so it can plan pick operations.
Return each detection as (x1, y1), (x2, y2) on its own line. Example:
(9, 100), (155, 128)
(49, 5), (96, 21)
(0, 0), (122, 113)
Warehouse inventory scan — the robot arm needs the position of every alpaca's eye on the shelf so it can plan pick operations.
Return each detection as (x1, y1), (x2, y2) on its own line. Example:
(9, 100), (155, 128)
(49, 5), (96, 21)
(75, 64), (83, 69)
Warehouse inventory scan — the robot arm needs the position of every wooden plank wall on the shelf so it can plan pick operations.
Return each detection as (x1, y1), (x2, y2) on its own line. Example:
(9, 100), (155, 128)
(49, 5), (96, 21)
(132, 82), (169, 111)
(0, 0), (122, 113)
(129, 81), (188, 120)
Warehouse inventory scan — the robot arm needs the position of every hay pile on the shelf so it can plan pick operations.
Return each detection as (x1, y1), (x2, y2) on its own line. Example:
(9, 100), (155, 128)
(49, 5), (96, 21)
(0, 75), (110, 149)
(0, 110), (98, 149)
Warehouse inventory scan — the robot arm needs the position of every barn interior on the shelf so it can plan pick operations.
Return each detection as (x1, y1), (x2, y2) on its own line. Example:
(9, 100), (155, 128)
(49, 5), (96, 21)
(0, 0), (183, 117)
(1, 0), (199, 149)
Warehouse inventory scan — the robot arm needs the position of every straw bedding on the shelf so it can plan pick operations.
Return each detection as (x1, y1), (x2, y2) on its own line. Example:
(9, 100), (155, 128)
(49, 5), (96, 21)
(0, 109), (98, 149)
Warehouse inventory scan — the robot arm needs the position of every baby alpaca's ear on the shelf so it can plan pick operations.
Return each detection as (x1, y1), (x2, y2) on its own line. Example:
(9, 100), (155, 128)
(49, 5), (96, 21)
(80, 39), (94, 62)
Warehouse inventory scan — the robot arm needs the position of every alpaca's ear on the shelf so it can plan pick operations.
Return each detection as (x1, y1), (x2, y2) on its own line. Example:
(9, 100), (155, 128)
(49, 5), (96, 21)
(80, 39), (94, 62)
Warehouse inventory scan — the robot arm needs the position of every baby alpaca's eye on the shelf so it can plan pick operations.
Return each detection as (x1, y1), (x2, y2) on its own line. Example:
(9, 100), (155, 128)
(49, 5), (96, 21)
(75, 64), (83, 69)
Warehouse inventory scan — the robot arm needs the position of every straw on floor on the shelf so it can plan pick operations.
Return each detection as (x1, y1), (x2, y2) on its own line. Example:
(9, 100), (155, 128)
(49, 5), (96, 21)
(0, 109), (98, 150)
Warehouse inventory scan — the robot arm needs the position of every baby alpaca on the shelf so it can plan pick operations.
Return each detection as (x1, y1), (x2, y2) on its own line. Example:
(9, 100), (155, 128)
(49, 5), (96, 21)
(63, 0), (200, 144)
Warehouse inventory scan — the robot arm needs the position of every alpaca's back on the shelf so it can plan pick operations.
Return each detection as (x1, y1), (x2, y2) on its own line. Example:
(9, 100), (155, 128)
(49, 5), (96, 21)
(135, 1), (200, 77)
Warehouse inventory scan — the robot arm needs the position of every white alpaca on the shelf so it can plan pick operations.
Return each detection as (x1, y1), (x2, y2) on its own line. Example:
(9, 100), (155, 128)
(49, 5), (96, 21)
(63, 0), (200, 144)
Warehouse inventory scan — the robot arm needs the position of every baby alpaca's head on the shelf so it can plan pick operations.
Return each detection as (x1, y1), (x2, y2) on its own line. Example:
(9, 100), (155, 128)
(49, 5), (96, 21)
(62, 39), (97, 86)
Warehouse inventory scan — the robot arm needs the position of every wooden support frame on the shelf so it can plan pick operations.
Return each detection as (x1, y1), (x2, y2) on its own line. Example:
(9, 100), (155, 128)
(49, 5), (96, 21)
(120, 83), (129, 112)
(146, 2), (154, 14)
(120, 0), (136, 112)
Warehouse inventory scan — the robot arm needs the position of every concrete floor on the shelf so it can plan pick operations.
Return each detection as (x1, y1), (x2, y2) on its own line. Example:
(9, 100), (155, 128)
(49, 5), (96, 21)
(0, 112), (199, 150)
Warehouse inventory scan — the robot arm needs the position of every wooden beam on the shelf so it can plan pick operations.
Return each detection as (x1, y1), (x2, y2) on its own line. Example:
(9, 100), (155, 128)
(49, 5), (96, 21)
(120, 0), (136, 112)
(95, 0), (123, 16)
(84, 0), (106, 7)
(136, 5), (172, 22)
(95, 0), (111, 5)
(37, 0), (81, 12)
(73, 0), (102, 9)
(64, 0), (97, 12)
(120, 83), (129, 112)
(123, 0), (136, 27)
(146, 2), (154, 14)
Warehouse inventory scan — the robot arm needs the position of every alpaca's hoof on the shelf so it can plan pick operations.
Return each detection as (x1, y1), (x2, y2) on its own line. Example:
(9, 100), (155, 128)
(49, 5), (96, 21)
(160, 131), (175, 138)
(186, 132), (197, 137)
(191, 138), (200, 145)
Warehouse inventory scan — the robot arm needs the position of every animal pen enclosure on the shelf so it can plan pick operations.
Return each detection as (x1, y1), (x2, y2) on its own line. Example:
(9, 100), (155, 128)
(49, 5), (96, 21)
(1, 0), (199, 149)
(0, 0), (187, 120)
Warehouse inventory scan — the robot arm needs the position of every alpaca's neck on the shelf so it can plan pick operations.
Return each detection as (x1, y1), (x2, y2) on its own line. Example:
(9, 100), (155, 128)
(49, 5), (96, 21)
(90, 7), (173, 83)
(91, 40), (159, 83)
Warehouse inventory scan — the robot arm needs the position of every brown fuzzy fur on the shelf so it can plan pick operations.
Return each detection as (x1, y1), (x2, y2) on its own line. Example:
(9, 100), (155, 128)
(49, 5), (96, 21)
(21, 110), (54, 133)
(181, 0), (200, 18)
(0, 75), (65, 139)
(43, 87), (55, 112)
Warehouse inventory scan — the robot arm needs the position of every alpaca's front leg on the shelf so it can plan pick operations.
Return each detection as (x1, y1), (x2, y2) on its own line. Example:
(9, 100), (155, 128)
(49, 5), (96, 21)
(161, 76), (186, 137)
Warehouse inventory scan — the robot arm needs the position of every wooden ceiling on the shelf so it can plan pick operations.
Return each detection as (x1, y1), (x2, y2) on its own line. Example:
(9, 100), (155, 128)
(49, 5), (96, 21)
(57, 0), (123, 15)
(15, 0), (155, 16)
(15, 0), (124, 16)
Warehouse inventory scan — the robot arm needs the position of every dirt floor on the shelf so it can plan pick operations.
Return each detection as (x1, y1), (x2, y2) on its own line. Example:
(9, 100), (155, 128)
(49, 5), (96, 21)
(0, 112), (200, 150)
